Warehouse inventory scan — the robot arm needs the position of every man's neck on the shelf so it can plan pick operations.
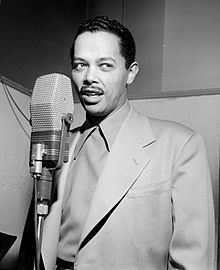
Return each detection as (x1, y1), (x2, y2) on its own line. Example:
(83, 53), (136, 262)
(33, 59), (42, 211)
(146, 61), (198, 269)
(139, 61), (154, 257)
(86, 99), (128, 125)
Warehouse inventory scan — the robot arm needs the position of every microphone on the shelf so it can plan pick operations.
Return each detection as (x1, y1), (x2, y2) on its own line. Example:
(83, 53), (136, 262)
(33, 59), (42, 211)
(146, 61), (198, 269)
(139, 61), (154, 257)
(29, 73), (74, 212)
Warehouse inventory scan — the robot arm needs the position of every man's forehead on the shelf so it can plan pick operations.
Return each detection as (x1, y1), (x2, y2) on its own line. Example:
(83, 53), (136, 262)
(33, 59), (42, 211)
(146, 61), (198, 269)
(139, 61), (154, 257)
(75, 31), (120, 48)
(74, 31), (122, 57)
(77, 30), (119, 39)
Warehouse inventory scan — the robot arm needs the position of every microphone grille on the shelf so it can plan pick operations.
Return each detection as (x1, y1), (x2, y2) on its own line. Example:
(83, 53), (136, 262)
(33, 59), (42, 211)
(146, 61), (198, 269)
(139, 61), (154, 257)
(30, 73), (74, 132)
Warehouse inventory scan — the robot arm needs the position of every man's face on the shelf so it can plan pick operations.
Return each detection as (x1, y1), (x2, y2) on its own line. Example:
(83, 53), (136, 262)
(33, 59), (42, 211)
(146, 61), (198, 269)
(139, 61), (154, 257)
(72, 31), (133, 117)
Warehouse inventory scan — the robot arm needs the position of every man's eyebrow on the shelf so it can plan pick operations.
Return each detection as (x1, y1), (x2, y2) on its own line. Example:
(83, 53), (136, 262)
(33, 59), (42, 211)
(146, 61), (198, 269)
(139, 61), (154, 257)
(73, 57), (116, 63)
(98, 57), (116, 62)
(73, 57), (86, 61)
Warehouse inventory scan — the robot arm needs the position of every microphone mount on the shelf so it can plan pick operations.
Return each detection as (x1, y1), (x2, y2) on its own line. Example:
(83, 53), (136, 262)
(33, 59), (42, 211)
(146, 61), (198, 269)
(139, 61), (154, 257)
(30, 113), (73, 176)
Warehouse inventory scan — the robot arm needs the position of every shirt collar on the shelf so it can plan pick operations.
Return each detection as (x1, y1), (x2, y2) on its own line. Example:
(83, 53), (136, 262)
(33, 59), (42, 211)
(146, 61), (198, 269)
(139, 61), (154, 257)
(84, 100), (131, 151)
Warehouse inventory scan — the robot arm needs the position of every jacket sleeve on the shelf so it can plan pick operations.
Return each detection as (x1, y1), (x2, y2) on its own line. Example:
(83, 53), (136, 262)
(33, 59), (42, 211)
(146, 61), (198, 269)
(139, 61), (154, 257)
(168, 132), (215, 269)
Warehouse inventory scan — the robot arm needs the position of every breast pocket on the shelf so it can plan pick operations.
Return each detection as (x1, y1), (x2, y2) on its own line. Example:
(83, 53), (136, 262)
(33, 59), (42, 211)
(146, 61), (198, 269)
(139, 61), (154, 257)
(128, 180), (171, 199)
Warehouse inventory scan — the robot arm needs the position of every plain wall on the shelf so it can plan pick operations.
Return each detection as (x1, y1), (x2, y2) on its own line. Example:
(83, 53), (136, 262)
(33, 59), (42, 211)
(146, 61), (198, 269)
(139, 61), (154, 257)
(0, 82), (31, 269)
(162, 0), (220, 92)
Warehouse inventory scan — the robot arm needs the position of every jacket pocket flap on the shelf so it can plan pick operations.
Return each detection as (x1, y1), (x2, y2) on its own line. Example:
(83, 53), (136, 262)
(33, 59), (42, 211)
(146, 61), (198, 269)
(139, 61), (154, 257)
(128, 181), (171, 198)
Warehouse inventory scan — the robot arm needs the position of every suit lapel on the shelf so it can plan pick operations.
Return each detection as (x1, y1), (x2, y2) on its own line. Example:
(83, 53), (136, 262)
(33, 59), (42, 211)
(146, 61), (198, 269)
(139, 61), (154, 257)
(78, 109), (155, 250)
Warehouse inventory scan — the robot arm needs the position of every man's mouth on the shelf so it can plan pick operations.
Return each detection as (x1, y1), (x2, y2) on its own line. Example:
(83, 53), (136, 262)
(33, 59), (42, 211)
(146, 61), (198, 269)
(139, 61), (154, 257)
(80, 87), (103, 97)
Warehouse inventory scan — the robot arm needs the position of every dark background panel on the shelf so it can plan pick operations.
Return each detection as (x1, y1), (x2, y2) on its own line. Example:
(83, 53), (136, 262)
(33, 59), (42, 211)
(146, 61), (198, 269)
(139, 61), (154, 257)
(124, 0), (165, 98)
(0, 0), (87, 91)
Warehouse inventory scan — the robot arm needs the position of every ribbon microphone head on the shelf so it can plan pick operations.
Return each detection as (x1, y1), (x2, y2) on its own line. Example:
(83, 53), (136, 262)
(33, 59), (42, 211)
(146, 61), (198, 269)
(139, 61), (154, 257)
(30, 73), (74, 172)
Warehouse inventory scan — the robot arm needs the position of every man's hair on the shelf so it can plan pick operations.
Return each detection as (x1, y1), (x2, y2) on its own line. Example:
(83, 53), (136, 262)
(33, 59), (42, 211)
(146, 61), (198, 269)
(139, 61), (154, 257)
(70, 16), (136, 69)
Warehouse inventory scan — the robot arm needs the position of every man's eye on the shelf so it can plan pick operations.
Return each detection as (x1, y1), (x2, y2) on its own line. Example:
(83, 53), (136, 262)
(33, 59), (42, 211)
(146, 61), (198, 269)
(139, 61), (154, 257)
(100, 63), (114, 71)
(73, 63), (87, 71)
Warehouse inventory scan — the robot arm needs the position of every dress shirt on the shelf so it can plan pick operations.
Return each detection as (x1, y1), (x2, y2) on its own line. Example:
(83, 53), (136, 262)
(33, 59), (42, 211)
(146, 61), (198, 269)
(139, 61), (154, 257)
(57, 100), (131, 262)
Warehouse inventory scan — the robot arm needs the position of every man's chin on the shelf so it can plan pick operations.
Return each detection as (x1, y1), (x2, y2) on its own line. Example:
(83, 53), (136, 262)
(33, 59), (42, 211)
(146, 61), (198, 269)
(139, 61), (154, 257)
(83, 104), (108, 118)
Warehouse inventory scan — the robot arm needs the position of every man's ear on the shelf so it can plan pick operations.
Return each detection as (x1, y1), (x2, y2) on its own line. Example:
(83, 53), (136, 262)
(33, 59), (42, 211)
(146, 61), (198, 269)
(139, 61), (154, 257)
(127, 62), (139, 85)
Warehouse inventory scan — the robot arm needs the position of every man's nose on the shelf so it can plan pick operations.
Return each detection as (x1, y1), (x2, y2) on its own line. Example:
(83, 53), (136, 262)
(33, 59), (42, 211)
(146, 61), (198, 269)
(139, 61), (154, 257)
(84, 66), (97, 84)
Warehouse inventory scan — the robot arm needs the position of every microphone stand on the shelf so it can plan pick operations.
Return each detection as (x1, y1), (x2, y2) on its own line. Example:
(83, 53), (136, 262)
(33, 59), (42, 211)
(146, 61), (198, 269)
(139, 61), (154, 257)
(33, 169), (52, 270)
(30, 114), (73, 270)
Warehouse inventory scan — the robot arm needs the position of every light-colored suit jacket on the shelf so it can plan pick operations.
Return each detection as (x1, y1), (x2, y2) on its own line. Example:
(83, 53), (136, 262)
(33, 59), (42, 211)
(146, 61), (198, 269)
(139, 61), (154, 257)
(39, 107), (214, 270)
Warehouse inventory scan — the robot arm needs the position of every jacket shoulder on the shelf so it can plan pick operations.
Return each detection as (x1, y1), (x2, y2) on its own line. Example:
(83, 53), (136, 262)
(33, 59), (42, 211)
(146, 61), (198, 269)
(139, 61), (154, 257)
(145, 115), (206, 165)
(147, 116), (196, 140)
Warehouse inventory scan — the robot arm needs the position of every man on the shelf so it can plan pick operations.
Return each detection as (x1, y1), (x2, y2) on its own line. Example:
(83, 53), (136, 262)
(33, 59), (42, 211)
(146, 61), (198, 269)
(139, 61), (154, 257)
(21, 16), (215, 269)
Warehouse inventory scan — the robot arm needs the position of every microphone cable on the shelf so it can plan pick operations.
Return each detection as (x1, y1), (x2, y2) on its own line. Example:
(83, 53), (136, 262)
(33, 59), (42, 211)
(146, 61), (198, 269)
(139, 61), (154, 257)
(1, 76), (31, 138)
